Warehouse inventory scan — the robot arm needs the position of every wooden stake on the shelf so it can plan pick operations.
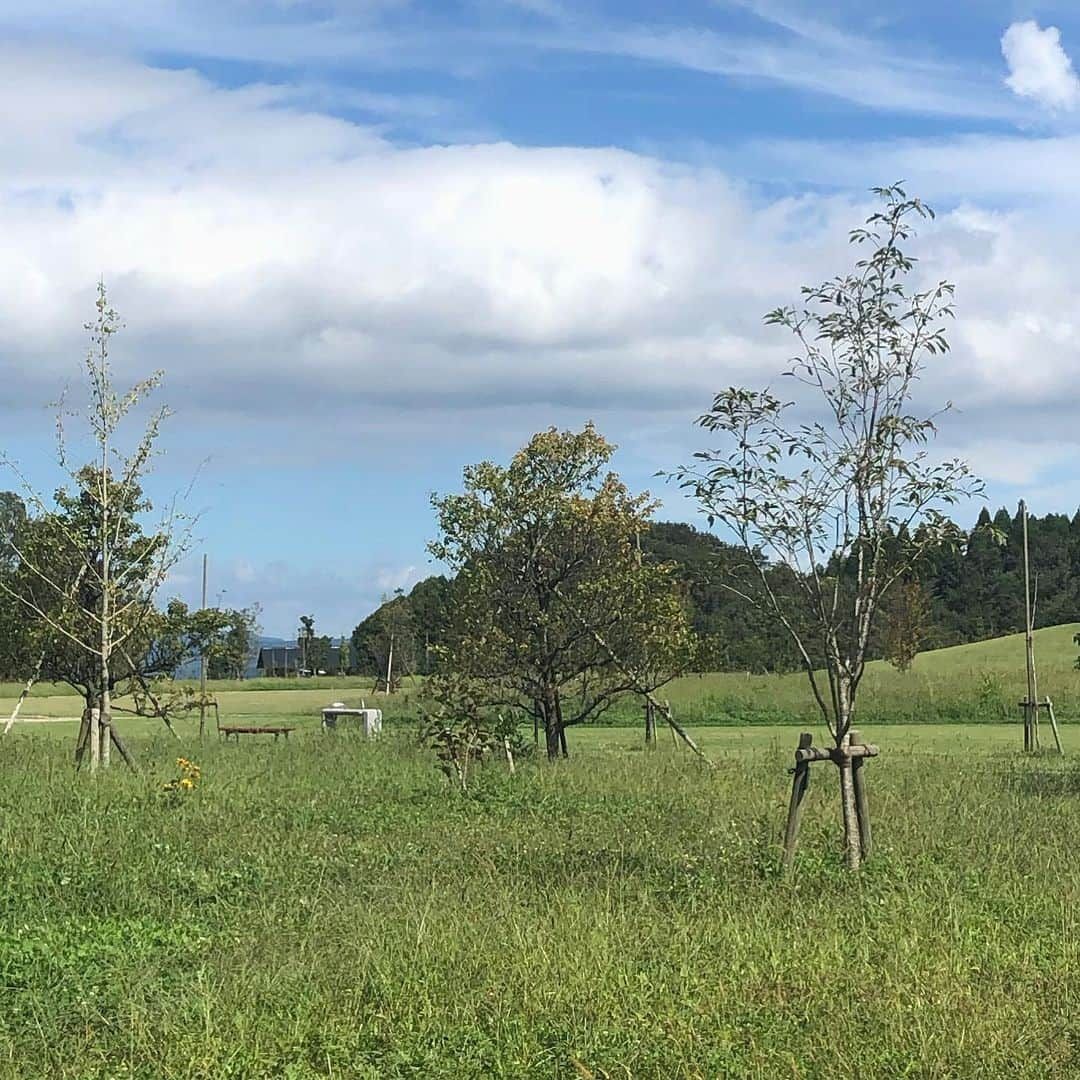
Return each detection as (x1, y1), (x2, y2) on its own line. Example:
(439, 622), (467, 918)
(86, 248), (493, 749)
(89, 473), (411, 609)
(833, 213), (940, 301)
(1046, 697), (1064, 757)
(850, 729), (872, 861)
(503, 736), (516, 776)
(3, 653), (46, 736)
(782, 732), (813, 870)
(109, 725), (138, 772)
(89, 706), (100, 773)
(74, 708), (90, 768)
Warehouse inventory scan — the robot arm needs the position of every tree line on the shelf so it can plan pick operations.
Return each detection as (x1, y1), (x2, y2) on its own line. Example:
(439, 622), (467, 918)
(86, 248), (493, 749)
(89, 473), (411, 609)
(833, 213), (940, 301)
(348, 505), (1077, 681)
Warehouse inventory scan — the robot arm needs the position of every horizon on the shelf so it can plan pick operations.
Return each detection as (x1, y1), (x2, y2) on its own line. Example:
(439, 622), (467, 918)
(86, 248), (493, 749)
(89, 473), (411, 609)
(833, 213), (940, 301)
(4, 1), (1080, 635)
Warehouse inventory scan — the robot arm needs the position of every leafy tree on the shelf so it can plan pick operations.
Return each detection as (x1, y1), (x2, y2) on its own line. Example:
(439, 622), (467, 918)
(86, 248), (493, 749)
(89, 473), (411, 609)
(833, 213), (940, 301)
(0, 492), (28, 678)
(350, 576), (451, 677)
(352, 590), (416, 687)
(205, 604), (261, 680)
(2, 474), (200, 743)
(431, 424), (691, 760)
(675, 186), (979, 866)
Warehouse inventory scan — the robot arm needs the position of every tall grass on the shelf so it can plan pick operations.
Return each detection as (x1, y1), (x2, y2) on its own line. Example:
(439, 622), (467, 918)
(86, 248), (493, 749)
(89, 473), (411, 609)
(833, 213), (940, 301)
(2, 725), (1080, 1076)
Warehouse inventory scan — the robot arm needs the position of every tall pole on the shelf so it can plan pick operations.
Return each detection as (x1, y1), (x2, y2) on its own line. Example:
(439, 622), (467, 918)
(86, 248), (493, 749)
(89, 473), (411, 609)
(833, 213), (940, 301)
(385, 631), (395, 694)
(199, 553), (208, 741)
(1022, 501), (1038, 751)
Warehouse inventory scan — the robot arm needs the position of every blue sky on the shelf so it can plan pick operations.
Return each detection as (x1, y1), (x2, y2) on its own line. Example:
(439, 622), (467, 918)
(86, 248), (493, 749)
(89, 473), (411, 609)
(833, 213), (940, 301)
(3, 0), (1080, 634)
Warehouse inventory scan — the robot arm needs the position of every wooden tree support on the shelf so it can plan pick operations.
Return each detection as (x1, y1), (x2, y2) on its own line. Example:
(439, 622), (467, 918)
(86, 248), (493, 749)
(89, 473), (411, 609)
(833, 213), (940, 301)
(782, 729), (878, 869)
(1018, 696), (1064, 756)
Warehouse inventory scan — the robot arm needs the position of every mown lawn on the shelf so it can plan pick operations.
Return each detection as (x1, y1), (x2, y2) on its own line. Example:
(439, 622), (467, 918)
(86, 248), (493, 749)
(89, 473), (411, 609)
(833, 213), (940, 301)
(2, 722), (1079, 1077)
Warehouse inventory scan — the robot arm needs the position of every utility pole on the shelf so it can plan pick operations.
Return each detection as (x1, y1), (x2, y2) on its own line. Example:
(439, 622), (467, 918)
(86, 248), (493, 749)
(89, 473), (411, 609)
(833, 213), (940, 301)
(199, 553), (208, 741)
(1022, 501), (1038, 751)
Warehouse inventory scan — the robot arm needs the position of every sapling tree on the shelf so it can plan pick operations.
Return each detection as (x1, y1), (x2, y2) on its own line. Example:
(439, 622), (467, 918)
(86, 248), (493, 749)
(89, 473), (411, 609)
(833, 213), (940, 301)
(0, 283), (191, 770)
(881, 577), (931, 673)
(675, 186), (979, 867)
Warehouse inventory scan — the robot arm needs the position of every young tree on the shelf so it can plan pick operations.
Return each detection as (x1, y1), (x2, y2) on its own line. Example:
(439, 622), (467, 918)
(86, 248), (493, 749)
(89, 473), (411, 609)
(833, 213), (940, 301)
(431, 424), (692, 760)
(881, 577), (931, 673)
(675, 186), (980, 867)
(0, 283), (190, 770)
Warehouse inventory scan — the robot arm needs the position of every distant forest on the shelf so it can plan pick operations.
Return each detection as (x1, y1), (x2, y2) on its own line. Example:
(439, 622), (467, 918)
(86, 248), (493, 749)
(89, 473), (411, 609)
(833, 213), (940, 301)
(350, 507), (1080, 676)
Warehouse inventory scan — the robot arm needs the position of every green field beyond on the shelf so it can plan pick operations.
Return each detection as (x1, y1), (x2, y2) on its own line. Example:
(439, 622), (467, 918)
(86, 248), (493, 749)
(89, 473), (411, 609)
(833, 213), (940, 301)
(2, 721), (1079, 1077)
(4, 621), (1077, 731)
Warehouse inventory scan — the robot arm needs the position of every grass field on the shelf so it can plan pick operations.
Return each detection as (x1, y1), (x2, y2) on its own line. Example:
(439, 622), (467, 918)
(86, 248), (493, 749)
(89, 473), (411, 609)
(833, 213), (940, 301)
(4, 629), (1080, 1076)
(2, 722), (1080, 1077)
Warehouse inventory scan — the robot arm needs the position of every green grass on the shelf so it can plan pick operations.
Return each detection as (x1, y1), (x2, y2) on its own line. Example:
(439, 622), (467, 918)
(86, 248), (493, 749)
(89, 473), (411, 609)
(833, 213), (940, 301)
(3, 720), (1080, 1076)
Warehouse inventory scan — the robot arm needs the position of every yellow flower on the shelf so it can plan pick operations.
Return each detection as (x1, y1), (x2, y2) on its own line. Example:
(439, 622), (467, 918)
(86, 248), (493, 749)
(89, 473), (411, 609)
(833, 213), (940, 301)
(179, 777), (195, 790)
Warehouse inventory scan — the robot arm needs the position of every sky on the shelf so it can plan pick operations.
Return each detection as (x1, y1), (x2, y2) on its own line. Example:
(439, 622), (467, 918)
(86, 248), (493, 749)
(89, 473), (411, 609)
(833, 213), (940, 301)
(3, 0), (1080, 636)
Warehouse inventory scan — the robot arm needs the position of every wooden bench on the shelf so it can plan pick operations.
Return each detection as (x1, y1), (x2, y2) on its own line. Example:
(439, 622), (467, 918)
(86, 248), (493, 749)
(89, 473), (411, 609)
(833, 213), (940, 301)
(219, 724), (295, 742)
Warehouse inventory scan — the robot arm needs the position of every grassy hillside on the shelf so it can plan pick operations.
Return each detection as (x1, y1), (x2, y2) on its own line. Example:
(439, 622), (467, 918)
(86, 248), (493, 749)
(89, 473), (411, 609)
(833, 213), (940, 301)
(650, 622), (1080, 727)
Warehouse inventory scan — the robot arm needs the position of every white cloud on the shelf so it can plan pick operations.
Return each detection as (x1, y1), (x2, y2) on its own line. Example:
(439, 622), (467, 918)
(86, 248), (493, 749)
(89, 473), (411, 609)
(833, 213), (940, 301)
(7, 44), (1080, 626)
(1002, 20), (1080, 110)
(1, 44), (1077, 444)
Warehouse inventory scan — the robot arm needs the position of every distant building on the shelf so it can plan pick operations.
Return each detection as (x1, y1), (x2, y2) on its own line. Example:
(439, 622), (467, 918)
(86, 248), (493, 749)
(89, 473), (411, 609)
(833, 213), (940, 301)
(256, 645), (343, 677)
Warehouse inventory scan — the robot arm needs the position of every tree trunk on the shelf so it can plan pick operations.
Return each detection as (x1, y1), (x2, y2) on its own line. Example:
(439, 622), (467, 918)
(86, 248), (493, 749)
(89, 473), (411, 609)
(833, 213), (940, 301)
(100, 690), (112, 769)
(545, 719), (561, 761)
(554, 693), (568, 758)
(835, 680), (861, 869)
(542, 686), (563, 761)
(838, 753), (861, 870)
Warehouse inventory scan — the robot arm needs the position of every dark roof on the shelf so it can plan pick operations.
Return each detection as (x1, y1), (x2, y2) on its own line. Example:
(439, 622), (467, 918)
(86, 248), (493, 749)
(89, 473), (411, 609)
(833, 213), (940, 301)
(257, 645), (342, 672)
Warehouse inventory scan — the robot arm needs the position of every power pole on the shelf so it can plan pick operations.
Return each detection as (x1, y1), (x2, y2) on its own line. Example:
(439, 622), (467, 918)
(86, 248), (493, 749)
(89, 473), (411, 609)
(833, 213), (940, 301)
(199, 553), (208, 741)
(1022, 501), (1038, 751)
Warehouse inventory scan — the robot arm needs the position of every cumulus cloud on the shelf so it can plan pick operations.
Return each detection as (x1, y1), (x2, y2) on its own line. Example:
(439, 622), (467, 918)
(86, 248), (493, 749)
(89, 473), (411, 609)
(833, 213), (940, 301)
(1002, 20), (1080, 110)
(6, 43), (1080, 627)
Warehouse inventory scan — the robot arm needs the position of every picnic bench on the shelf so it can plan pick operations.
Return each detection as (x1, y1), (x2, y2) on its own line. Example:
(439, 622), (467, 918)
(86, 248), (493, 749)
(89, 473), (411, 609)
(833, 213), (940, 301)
(218, 724), (296, 742)
(321, 705), (382, 737)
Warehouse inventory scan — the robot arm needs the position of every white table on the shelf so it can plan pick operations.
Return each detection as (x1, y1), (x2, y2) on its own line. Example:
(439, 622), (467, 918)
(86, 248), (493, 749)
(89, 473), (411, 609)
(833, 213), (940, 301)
(321, 706), (382, 737)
